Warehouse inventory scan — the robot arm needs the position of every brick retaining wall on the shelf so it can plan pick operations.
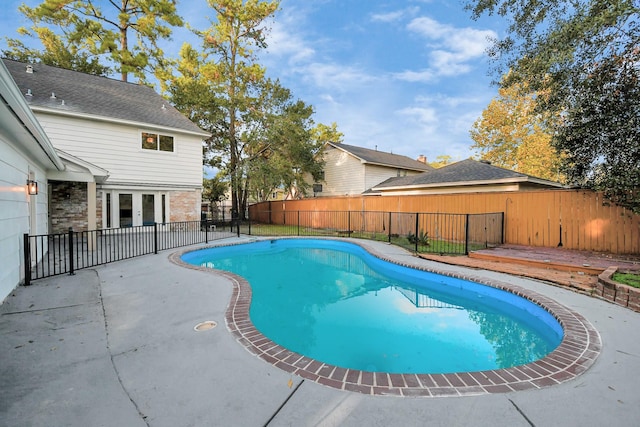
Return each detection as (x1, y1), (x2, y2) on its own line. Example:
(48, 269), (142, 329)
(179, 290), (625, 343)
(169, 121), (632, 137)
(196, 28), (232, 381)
(597, 267), (640, 312)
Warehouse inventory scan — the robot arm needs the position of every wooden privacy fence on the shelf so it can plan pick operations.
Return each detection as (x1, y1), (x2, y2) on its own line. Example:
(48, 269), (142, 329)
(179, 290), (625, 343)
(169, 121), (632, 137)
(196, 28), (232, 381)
(253, 189), (640, 255)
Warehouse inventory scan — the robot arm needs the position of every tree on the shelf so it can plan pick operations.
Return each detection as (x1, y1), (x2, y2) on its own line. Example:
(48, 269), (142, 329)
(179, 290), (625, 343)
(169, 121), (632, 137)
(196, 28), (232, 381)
(3, 28), (111, 75)
(169, 1), (327, 216)
(470, 79), (563, 181)
(428, 155), (453, 169)
(311, 122), (344, 145)
(202, 176), (228, 205)
(245, 80), (326, 202)
(465, 0), (640, 210)
(170, 0), (280, 219)
(4, 0), (184, 82)
(556, 52), (640, 211)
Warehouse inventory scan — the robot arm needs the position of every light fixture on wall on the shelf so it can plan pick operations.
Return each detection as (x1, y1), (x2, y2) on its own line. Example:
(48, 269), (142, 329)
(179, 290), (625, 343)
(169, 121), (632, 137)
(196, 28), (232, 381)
(27, 179), (38, 195)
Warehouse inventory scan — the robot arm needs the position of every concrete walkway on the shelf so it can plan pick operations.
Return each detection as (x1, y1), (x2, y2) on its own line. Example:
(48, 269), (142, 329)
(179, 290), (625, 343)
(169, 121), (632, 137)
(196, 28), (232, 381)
(1, 237), (640, 426)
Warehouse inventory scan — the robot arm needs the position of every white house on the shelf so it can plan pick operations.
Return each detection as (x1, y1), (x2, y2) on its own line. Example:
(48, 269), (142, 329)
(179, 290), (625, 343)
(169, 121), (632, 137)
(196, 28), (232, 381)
(310, 142), (433, 197)
(3, 59), (210, 233)
(0, 60), (65, 301)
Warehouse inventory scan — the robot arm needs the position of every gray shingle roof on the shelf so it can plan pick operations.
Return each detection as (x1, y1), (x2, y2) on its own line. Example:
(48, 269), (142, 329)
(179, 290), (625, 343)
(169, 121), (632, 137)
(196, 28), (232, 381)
(2, 59), (207, 135)
(328, 142), (433, 171)
(375, 158), (564, 188)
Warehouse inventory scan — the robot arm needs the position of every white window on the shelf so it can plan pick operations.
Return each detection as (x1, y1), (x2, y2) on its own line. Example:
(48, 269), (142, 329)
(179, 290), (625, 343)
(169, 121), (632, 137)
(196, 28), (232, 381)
(142, 132), (174, 152)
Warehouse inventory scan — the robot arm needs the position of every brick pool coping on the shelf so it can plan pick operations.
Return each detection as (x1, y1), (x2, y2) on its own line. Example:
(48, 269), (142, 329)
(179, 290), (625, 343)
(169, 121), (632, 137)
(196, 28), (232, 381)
(170, 238), (602, 397)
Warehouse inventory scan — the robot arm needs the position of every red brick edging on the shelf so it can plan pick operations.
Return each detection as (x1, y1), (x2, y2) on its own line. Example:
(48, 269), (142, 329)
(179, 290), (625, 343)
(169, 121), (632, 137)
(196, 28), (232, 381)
(171, 238), (601, 397)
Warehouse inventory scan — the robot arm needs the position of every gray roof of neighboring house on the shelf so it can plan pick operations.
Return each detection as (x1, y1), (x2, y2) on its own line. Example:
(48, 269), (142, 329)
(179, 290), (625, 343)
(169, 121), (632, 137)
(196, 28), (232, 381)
(374, 158), (565, 189)
(2, 59), (208, 136)
(327, 142), (433, 171)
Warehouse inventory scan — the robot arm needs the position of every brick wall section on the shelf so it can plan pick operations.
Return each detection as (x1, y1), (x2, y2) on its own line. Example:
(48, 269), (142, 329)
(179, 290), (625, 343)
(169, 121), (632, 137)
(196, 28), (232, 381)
(50, 181), (88, 233)
(96, 191), (103, 229)
(597, 267), (640, 312)
(170, 189), (201, 222)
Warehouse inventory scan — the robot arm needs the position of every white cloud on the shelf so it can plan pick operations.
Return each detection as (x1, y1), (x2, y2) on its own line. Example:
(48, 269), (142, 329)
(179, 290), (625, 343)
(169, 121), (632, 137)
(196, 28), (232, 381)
(370, 7), (419, 23)
(397, 106), (438, 125)
(393, 16), (497, 81)
(392, 69), (435, 82)
(266, 20), (315, 64)
(371, 10), (405, 23)
(299, 62), (379, 91)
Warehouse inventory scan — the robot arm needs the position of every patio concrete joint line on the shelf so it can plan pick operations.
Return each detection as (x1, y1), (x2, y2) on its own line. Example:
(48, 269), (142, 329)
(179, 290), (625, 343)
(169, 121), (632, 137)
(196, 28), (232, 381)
(96, 269), (151, 427)
(1, 303), (89, 316)
(509, 398), (536, 427)
(262, 379), (305, 427)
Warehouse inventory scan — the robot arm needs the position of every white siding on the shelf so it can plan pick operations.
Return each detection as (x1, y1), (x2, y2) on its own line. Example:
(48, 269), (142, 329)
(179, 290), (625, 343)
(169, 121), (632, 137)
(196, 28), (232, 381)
(363, 164), (412, 191)
(319, 147), (365, 196)
(0, 136), (48, 301)
(36, 113), (203, 187)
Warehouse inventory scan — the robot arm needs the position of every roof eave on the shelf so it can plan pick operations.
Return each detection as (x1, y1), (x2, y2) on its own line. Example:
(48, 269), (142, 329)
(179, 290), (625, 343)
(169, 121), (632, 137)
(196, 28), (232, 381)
(373, 176), (565, 191)
(362, 160), (431, 172)
(31, 106), (211, 138)
(0, 63), (64, 171)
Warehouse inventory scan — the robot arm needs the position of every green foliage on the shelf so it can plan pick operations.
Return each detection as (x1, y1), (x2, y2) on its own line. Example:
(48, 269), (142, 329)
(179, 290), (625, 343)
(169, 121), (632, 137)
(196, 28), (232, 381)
(311, 122), (344, 145)
(554, 53), (640, 212)
(3, 29), (111, 75)
(466, 0), (640, 211)
(407, 230), (430, 246)
(202, 176), (228, 205)
(470, 78), (564, 182)
(245, 79), (325, 201)
(168, 0), (279, 218)
(4, 0), (183, 82)
(428, 155), (453, 169)
(169, 1), (328, 214)
(612, 272), (640, 288)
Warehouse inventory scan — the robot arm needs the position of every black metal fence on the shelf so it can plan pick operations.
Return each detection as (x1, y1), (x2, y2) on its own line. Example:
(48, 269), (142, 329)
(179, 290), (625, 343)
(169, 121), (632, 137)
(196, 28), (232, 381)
(23, 220), (235, 285)
(241, 210), (504, 256)
(24, 211), (504, 285)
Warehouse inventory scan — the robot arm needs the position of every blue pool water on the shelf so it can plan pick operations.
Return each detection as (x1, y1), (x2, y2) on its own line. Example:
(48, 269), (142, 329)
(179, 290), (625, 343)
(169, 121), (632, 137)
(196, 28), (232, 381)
(182, 239), (563, 374)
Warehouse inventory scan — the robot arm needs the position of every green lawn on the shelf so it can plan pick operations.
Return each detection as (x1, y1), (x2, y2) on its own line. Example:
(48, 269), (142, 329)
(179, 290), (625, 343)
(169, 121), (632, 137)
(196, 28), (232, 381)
(239, 223), (486, 255)
(612, 272), (640, 288)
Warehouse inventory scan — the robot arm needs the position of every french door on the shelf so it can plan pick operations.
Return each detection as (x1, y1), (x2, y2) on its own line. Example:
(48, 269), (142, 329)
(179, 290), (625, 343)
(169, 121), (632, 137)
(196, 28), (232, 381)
(108, 191), (167, 228)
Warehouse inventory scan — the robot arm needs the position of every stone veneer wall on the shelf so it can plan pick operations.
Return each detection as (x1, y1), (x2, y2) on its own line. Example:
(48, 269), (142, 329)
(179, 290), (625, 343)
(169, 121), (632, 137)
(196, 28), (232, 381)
(50, 181), (88, 233)
(96, 191), (103, 229)
(170, 189), (201, 222)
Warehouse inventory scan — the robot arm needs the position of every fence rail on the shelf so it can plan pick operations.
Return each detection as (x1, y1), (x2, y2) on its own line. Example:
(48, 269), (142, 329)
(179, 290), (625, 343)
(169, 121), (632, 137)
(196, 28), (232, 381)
(24, 211), (504, 285)
(24, 220), (235, 285)
(243, 210), (504, 256)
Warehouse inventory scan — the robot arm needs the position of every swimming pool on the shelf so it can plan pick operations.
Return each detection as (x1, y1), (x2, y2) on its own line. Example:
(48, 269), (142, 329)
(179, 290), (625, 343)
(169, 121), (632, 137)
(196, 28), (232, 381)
(181, 238), (563, 374)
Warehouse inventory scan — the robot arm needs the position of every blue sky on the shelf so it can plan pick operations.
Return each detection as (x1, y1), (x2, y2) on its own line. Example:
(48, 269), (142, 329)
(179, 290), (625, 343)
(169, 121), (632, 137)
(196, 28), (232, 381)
(0, 0), (506, 163)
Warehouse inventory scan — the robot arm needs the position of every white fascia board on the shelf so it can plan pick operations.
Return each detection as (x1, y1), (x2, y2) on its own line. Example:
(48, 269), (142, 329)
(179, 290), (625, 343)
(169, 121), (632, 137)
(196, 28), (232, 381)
(99, 182), (202, 191)
(0, 62), (64, 171)
(54, 149), (110, 183)
(372, 176), (563, 192)
(31, 106), (211, 138)
(361, 160), (430, 172)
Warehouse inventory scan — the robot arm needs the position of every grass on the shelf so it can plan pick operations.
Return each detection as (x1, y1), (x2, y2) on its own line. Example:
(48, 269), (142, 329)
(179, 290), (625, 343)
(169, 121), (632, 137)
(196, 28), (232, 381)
(238, 223), (488, 255)
(612, 272), (640, 288)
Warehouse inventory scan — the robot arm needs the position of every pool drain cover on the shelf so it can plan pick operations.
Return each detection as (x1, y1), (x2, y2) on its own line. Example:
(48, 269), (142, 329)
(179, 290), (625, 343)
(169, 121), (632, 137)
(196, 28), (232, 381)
(194, 321), (217, 332)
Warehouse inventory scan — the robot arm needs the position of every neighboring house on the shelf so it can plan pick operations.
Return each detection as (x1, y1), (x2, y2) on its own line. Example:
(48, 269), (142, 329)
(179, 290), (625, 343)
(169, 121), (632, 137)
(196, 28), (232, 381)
(3, 59), (209, 233)
(311, 142), (433, 197)
(371, 158), (566, 196)
(0, 60), (65, 301)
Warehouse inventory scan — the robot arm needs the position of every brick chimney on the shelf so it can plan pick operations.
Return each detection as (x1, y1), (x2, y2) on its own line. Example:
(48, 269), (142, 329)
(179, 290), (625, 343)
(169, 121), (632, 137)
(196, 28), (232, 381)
(417, 154), (427, 164)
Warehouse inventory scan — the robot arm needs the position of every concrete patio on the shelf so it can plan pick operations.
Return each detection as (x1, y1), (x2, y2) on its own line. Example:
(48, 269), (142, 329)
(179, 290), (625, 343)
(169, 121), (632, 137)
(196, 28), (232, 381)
(1, 237), (640, 426)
